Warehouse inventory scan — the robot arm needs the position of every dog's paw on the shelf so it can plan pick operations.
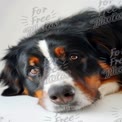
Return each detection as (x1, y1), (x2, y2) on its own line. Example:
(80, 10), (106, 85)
(98, 82), (120, 98)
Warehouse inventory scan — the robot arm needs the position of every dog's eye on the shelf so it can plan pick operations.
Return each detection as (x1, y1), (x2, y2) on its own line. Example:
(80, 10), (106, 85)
(69, 54), (79, 61)
(28, 67), (40, 77)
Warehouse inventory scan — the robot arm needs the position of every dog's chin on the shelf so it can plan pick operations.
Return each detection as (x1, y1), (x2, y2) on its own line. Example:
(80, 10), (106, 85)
(52, 103), (84, 113)
(39, 98), (93, 112)
(48, 102), (93, 113)
(38, 89), (96, 112)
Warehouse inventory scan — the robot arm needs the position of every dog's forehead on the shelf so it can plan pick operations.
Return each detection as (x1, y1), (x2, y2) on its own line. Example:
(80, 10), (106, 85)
(38, 39), (63, 58)
(39, 40), (51, 59)
(38, 38), (86, 53)
(38, 40), (56, 69)
(38, 39), (72, 58)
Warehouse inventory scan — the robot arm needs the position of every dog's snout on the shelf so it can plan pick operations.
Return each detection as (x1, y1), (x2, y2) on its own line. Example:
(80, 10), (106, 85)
(48, 85), (75, 105)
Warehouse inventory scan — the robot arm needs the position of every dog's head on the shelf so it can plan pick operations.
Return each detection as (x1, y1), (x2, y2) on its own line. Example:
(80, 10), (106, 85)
(36, 37), (103, 112)
(0, 11), (112, 112)
(0, 33), (110, 112)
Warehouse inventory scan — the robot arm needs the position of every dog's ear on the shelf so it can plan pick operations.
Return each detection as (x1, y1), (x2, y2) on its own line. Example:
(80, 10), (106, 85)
(0, 46), (23, 96)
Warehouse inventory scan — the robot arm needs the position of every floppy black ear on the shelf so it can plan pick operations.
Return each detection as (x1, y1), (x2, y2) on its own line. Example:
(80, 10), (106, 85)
(0, 46), (24, 96)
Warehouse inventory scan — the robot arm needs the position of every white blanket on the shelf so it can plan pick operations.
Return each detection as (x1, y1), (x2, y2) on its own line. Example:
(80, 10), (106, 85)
(0, 93), (122, 122)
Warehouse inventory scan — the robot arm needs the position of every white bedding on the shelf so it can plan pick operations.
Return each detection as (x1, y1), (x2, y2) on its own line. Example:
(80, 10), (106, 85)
(0, 0), (122, 122)
(0, 93), (122, 122)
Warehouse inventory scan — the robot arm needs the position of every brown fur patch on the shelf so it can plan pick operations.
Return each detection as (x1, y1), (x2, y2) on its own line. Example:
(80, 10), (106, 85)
(34, 90), (43, 98)
(84, 75), (101, 89)
(101, 76), (119, 84)
(54, 47), (65, 59)
(23, 87), (29, 95)
(29, 56), (40, 66)
(119, 87), (122, 92)
(98, 61), (111, 70)
(74, 75), (101, 100)
(37, 91), (47, 109)
(98, 61), (119, 84)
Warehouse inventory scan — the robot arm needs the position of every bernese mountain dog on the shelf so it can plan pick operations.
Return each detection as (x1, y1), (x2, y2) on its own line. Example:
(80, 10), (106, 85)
(0, 6), (122, 112)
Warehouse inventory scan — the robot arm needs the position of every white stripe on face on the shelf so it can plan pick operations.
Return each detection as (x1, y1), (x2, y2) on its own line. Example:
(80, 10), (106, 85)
(39, 40), (74, 92)
(38, 40), (92, 112)
(39, 40), (57, 69)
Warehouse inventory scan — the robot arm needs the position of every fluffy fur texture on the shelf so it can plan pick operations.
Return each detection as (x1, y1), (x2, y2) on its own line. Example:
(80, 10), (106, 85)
(0, 6), (122, 112)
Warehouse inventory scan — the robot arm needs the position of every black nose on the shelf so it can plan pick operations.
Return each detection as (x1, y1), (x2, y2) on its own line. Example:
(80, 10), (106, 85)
(48, 85), (75, 105)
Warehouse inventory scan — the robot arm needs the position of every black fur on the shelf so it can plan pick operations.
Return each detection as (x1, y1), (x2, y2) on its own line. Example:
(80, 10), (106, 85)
(0, 6), (122, 96)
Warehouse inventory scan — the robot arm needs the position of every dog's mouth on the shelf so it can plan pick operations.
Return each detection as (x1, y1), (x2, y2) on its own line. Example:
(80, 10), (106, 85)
(39, 98), (85, 112)
(37, 77), (101, 112)
(53, 102), (81, 112)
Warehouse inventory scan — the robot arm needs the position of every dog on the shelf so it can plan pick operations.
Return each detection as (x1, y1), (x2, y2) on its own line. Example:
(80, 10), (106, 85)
(0, 6), (122, 112)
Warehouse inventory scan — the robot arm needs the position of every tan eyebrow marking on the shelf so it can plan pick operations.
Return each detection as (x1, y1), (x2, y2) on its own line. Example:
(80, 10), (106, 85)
(54, 47), (65, 58)
(23, 87), (29, 95)
(29, 56), (40, 66)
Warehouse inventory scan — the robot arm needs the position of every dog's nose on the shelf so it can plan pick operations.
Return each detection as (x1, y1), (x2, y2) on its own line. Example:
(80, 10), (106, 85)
(48, 85), (75, 105)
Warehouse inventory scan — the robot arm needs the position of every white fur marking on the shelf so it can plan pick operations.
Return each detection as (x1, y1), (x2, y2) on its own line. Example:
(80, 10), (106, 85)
(39, 40), (55, 69)
(0, 82), (8, 95)
(39, 40), (93, 112)
(39, 40), (74, 92)
(98, 82), (120, 98)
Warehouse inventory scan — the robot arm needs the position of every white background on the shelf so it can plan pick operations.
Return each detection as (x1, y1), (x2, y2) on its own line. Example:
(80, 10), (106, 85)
(0, 0), (122, 122)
